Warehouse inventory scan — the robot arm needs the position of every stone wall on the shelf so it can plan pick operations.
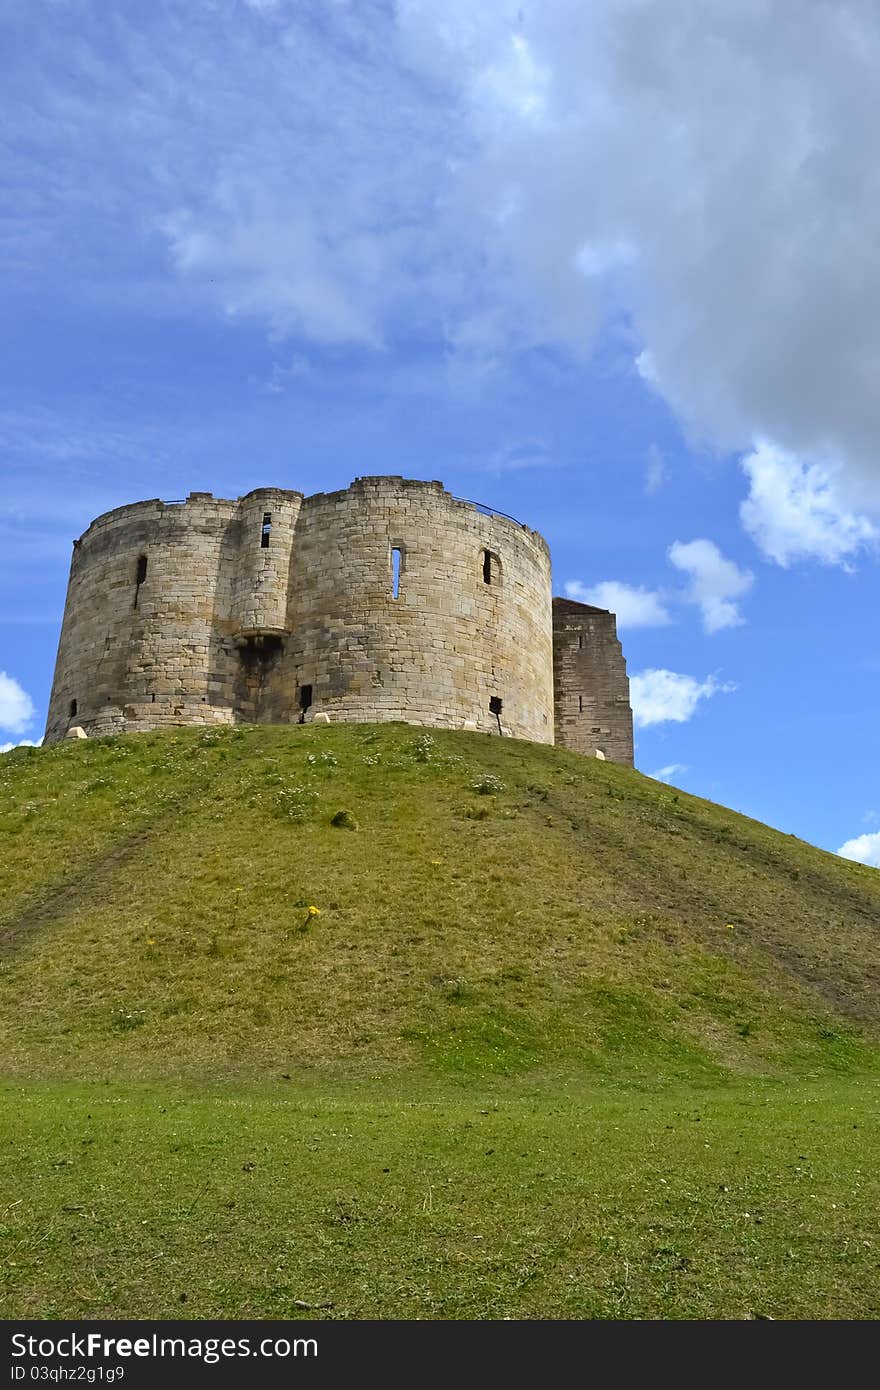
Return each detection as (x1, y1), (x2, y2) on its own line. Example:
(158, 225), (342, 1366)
(279, 477), (554, 741)
(552, 597), (634, 765)
(44, 478), (556, 746)
(45, 494), (237, 743)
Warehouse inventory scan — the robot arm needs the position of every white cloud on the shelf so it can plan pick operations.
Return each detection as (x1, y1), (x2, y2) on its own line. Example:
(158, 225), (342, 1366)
(397, 1), (880, 515)
(8, 3), (880, 529)
(0, 673), (35, 736)
(564, 579), (670, 629)
(630, 669), (734, 728)
(740, 442), (877, 568)
(837, 831), (880, 869)
(649, 763), (688, 784)
(0, 738), (41, 754)
(668, 538), (754, 632)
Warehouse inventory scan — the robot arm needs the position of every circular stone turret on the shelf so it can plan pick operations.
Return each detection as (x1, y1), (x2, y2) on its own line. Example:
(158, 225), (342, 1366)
(44, 477), (555, 745)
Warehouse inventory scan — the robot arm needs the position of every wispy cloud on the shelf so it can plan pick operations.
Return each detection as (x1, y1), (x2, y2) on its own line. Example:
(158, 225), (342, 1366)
(630, 669), (735, 728)
(480, 440), (554, 476)
(5, 1), (880, 545)
(564, 579), (670, 629)
(644, 444), (666, 496)
(649, 763), (688, 784)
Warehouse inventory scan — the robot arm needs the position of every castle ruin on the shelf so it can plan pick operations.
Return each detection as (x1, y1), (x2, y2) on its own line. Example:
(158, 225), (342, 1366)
(44, 476), (633, 763)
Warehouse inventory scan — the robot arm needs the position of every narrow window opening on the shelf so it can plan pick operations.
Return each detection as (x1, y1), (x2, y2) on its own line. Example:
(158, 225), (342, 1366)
(261, 512), (272, 548)
(482, 549), (502, 586)
(489, 695), (503, 734)
(69, 698), (78, 719)
(391, 547), (402, 599)
(298, 684), (313, 724)
(133, 554), (148, 608)
(578, 633), (584, 649)
(578, 694), (583, 713)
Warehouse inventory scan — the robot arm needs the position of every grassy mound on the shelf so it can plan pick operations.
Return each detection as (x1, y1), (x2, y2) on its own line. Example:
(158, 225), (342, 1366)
(3, 724), (880, 1319)
(1, 723), (878, 1083)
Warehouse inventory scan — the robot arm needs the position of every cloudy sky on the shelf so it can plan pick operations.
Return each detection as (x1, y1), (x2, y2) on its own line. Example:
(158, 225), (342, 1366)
(1, 0), (878, 865)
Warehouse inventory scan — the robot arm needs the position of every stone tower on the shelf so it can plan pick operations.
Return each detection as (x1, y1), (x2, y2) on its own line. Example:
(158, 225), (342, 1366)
(44, 476), (633, 764)
(551, 598), (635, 765)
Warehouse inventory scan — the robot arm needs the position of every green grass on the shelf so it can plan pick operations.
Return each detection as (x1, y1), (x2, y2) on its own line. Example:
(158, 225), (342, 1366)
(1, 722), (879, 1082)
(2, 1077), (878, 1320)
(2, 723), (879, 1317)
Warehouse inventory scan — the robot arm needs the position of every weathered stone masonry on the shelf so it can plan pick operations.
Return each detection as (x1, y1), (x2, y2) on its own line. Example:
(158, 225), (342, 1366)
(552, 598), (634, 765)
(44, 477), (633, 764)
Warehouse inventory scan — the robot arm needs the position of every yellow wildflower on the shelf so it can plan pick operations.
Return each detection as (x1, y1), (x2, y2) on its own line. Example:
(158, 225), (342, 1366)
(307, 905), (321, 916)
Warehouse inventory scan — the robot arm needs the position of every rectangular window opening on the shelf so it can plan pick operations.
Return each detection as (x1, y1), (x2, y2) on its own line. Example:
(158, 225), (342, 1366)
(578, 633), (584, 649)
(133, 555), (148, 608)
(578, 695), (583, 713)
(489, 695), (503, 734)
(298, 684), (313, 723)
(482, 549), (493, 584)
(261, 513), (272, 548)
(69, 698), (78, 719)
(391, 547), (402, 599)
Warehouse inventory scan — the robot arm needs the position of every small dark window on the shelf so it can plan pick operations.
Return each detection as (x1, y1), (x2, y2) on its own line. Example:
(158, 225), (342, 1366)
(298, 684), (313, 723)
(69, 698), (78, 719)
(482, 549), (502, 586)
(489, 695), (503, 733)
(578, 633), (584, 649)
(578, 695), (583, 713)
(391, 547), (402, 599)
(261, 512), (272, 548)
(133, 555), (148, 608)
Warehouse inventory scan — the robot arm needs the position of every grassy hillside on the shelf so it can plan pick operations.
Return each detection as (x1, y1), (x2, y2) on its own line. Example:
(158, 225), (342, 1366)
(1, 723), (878, 1083)
(3, 725), (879, 1320)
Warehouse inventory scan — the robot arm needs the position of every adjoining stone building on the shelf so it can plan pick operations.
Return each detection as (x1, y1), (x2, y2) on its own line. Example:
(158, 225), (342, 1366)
(44, 476), (633, 764)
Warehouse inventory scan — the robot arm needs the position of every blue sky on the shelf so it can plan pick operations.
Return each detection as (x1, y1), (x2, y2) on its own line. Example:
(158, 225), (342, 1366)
(1, 0), (878, 865)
